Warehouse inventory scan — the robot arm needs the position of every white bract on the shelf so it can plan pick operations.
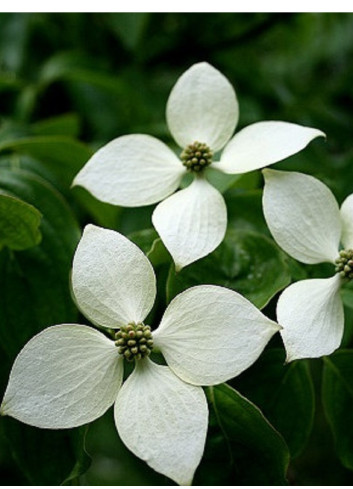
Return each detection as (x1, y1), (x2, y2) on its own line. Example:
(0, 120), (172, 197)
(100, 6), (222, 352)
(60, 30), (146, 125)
(73, 62), (325, 270)
(263, 169), (353, 361)
(1, 224), (280, 485)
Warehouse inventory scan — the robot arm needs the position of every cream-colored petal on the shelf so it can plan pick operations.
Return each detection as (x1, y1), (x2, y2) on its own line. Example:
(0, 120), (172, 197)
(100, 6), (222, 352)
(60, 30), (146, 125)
(114, 359), (208, 486)
(152, 177), (227, 270)
(1, 324), (123, 428)
(263, 169), (341, 264)
(72, 225), (156, 328)
(218, 121), (325, 174)
(277, 275), (344, 362)
(154, 285), (280, 385)
(166, 62), (239, 152)
(73, 134), (184, 206)
(340, 193), (353, 249)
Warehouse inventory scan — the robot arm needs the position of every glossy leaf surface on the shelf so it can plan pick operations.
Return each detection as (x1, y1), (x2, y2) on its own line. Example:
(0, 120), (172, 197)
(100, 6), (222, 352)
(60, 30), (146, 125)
(194, 383), (289, 485)
(0, 193), (41, 250)
(322, 350), (353, 472)
(232, 349), (315, 458)
(167, 229), (291, 309)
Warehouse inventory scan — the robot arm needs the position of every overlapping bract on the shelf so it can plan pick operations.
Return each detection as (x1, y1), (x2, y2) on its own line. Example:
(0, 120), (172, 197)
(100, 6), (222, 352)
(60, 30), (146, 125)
(263, 169), (353, 361)
(73, 62), (324, 270)
(1, 225), (280, 485)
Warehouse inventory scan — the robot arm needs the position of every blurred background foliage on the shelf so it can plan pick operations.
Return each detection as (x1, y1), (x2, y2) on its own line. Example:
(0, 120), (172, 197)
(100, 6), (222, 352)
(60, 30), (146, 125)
(1, 12), (353, 485)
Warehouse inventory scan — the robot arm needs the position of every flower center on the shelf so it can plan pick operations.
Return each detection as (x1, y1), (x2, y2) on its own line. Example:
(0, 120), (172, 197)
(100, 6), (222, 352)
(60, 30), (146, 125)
(115, 322), (153, 362)
(335, 249), (353, 280)
(180, 141), (213, 173)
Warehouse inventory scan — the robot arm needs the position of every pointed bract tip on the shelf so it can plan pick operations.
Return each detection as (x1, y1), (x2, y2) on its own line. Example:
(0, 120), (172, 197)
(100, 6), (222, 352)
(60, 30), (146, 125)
(70, 177), (78, 189)
(273, 321), (283, 332)
(262, 168), (279, 179)
(284, 351), (301, 364)
(283, 356), (291, 366)
(174, 261), (184, 273)
(0, 403), (7, 417)
(315, 129), (326, 139)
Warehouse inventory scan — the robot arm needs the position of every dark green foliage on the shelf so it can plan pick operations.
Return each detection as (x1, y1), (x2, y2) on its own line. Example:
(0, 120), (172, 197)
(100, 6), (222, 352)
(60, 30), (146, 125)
(0, 168), (83, 485)
(322, 351), (353, 471)
(0, 12), (353, 485)
(0, 168), (80, 358)
(0, 193), (41, 250)
(232, 349), (315, 458)
(167, 229), (291, 309)
(3, 419), (91, 485)
(195, 384), (290, 485)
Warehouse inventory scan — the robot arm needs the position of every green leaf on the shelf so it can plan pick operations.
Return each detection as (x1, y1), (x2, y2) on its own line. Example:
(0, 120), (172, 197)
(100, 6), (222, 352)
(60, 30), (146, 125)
(341, 299), (353, 347)
(0, 72), (24, 92)
(322, 350), (353, 471)
(128, 228), (171, 268)
(207, 168), (261, 195)
(38, 52), (128, 96)
(342, 288), (353, 309)
(0, 167), (90, 484)
(225, 189), (269, 235)
(0, 120), (31, 145)
(285, 255), (308, 281)
(206, 167), (241, 193)
(31, 113), (80, 137)
(167, 228), (291, 309)
(232, 349), (315, 458)
(0, 192), (41, 250)
(105, 13), (149, 51)
(3, 418), (91, 485)
(71, 186), (122, 230)
(194, 383), (289, 485)
(0, 167), (80, 359)
(0, 135), (93, 186)
(0, 153), (122, 229)
(0, 114), (80, 141)
(128, 228), (159, 254)
(0, 13), (31, 73)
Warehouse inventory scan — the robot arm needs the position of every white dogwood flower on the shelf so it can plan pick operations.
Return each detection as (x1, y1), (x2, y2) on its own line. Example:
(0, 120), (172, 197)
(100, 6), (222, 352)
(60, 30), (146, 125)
(262, 169), (353, 362)
(73, 62), (324, 270)
(0, 224), (279, 485)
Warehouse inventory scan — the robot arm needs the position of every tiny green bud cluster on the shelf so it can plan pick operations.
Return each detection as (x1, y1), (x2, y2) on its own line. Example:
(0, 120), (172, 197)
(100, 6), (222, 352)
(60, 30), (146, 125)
(335, 249), (353, 280)
(180, 141), (213, 173)
(115, 322), (153, 361)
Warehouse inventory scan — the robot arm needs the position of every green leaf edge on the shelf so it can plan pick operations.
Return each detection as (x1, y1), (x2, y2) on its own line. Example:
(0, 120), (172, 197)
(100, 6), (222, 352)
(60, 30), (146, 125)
(207, 383), (290, 483)
(0, 192), (42, 250)
(322, 351), (353, 471)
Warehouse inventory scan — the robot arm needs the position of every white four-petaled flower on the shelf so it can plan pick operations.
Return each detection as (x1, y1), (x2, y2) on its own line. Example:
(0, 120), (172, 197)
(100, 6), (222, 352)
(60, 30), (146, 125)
(0, 225), (280, 485)
(73, 62), (324, 270)
(262, 169), (353, 362)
